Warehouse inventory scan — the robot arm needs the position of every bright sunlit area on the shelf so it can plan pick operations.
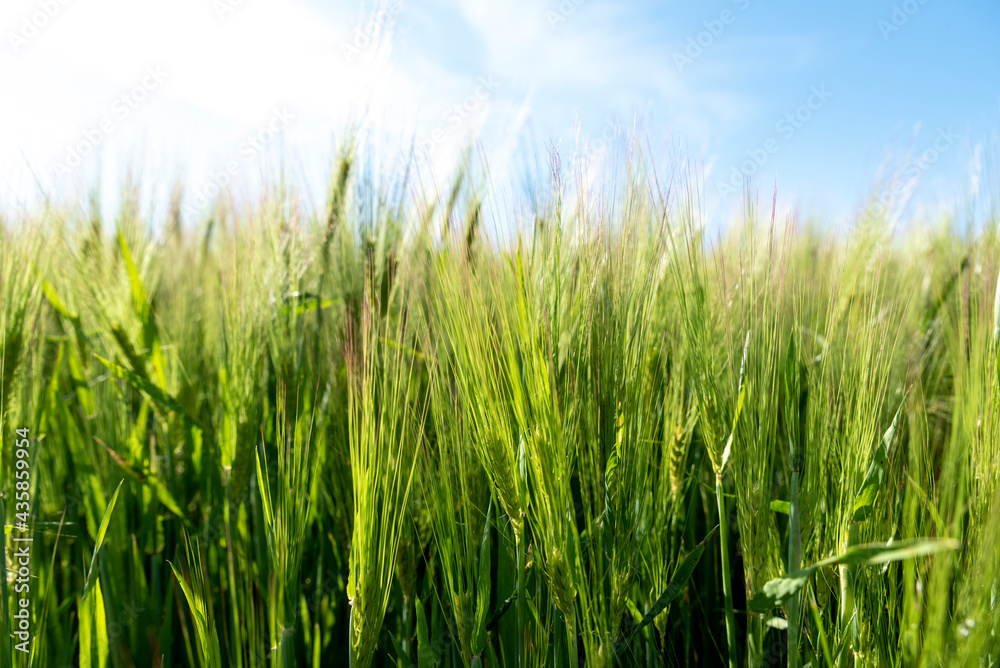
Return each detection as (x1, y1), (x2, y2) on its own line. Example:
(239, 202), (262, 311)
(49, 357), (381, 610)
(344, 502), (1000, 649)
(2, 3), (1000, 668)
(2, 0), (998, 227)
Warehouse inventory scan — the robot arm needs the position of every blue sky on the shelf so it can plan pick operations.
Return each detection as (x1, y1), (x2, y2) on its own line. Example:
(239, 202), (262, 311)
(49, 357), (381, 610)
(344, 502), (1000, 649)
(375, 0), (1000, 222)
(1, 0), (997, 227)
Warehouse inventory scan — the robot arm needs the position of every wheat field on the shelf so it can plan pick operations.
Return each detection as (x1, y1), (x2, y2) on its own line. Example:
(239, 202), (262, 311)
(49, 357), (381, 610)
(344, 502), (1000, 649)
(1, 150), (999, 667)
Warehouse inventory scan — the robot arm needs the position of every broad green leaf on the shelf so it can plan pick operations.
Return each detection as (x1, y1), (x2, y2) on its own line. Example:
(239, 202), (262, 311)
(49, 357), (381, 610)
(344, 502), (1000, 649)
(748, 537), (959, 613)
(770, 500), (791, 515)
(108, 324), (149, 382)
(615, 524), (719, 656)
(94, 578), (109, 668)
(41, 278), (92, 377)
(255, 448), (272, 527)
(41, 279), (75, 320)
(471, 499), (493, 656)
(168, 561), (197, 623)
(255, 448), (274, 558)
(416, 596), (435, 668)
(625, 598), (662, 662)
(118, 230), (167, 387)
(151, 480), (186, 520)
(118, 229), (148, 320)
(80, 577), (109, 668)
(387, 632), (416, 668)
(79, 584), (93, 668)
(851, 399), (904, 523)
(846, 538), (960, 565)
(280, 295), (335, 315)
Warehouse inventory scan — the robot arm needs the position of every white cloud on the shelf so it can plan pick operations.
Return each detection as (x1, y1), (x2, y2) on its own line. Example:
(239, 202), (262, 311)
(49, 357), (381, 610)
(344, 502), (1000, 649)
(0, 0), (764, 219)
(0, 0), (442, 210)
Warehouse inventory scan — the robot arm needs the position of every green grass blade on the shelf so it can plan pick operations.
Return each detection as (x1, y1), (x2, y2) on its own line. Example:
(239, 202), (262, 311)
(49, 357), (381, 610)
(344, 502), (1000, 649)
(82, 480), (124, 601)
